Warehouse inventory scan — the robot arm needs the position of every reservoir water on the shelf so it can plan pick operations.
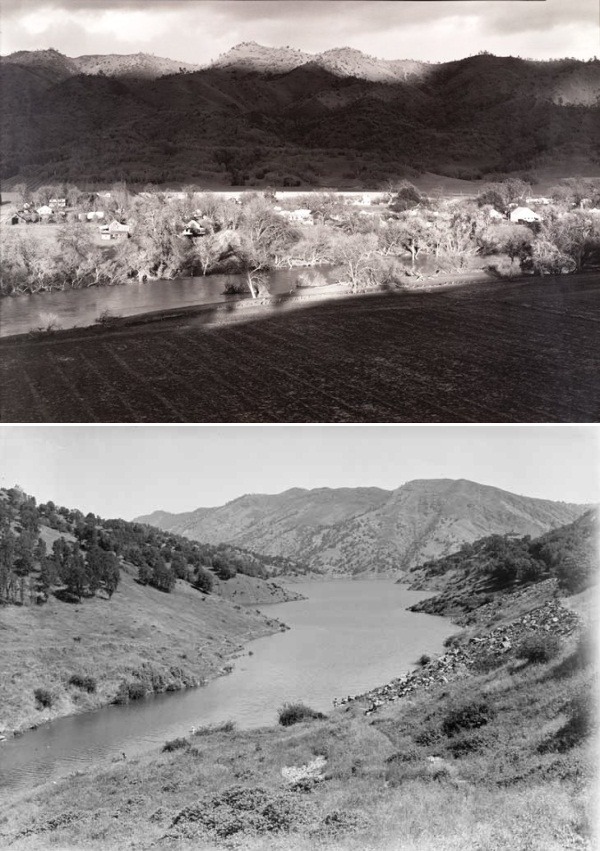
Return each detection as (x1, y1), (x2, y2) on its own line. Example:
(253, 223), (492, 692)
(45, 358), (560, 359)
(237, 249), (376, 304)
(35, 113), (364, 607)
(0, 580), (452, 795)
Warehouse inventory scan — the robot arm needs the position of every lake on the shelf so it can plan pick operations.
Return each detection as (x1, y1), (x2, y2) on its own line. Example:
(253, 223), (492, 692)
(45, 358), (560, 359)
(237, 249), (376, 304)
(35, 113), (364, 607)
(0, 580), (453, 795)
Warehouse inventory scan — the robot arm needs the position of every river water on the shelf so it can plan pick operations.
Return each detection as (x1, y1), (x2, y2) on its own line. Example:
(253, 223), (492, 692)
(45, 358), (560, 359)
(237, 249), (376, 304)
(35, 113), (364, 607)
(0, 580), (452, 794)
(0, 268), (343, 338)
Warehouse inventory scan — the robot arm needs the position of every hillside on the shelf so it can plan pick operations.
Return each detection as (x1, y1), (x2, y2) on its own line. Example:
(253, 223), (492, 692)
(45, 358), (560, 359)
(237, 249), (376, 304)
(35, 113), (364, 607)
(406, 508), (598, 620)
(136, 479), (589, 575)
(0, 486), (304, 734)
(2, 537), (595, 850)
(0, 566), (290, 736)
(1, 46), (598, 185)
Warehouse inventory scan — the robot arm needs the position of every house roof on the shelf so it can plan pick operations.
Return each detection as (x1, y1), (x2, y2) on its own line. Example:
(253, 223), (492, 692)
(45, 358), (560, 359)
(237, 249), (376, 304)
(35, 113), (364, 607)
(510, 206), (541, 220)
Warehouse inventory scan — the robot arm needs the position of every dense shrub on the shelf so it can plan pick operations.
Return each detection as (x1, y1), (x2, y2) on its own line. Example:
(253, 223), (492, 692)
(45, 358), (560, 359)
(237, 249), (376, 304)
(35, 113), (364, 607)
(34, 687), (53, 708)
(112, 680), (147, 704)
(441, 699), (494, 737)
(112, 681), (129, 705)
(278, 703), (326, 727)
(127, 681), (147, 701)
(173, 785), (316, 838)
(193, 720), (236, 737)
(446, 731), (487, 757)
(486, 256), (522, 278)
(516, 634), (561, 665)
(68, 674), (97, 693)
(162, 737), (190, 753)
(417, 654), (432, 666)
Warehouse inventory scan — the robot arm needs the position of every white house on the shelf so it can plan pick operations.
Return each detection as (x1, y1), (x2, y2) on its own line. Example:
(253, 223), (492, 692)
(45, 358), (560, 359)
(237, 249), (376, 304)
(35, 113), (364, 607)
(510, 206), (542, 224)
(488, 208), (505, 220)
(100, 219), (130, 239)
(279, 208), (315, 225)
(181, 218), (210, 237)
(36, 205), (53, 218)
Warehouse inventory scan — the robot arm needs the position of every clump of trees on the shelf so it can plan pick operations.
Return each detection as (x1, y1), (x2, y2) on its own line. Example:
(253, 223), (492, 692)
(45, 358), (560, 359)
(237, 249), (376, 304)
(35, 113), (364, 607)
(0, 485), (301, 608)
(416, 508), (597, 595)
(4, 178), (598, 299)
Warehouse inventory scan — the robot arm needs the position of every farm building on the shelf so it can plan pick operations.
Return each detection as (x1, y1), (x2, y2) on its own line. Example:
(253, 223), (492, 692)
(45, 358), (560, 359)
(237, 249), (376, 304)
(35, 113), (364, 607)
(100, 220), (130, 239)
(181, 218), (211, 237)
(510, 206), (542, 223)
(36, 205), (53, 218)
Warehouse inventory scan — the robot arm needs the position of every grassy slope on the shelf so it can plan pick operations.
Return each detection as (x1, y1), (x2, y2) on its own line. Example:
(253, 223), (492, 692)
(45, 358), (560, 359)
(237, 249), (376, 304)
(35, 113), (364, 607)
(0, 566), (288, 736)
(1, 583), (595, 850)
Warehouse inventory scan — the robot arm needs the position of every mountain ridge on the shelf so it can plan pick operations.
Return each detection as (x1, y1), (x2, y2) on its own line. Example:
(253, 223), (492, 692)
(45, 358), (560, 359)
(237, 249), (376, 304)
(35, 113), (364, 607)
(2, 45), (598, 184)
(136, 479), (590, 576)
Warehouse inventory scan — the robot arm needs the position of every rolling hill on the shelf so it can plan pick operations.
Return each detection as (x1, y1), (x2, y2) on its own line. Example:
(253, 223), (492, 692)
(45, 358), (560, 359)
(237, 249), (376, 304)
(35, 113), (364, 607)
(136, 479), (589, 575)
(1, 45), (598, 186)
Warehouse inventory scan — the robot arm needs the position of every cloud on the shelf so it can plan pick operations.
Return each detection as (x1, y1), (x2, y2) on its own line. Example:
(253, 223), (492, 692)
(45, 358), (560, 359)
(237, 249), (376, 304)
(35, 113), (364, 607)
(1, 0), (597, 62)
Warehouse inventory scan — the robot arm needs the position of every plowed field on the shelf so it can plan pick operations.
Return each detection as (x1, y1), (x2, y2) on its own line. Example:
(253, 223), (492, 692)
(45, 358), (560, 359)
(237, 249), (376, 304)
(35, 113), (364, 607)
(1, 274), (598, 422)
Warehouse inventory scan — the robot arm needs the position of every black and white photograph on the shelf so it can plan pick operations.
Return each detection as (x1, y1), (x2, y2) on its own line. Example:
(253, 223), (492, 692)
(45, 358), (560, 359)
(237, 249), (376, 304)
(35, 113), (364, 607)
(0, 424), (598, 848)
(0, 0), (599, 422)
(0, 1), (599, 849)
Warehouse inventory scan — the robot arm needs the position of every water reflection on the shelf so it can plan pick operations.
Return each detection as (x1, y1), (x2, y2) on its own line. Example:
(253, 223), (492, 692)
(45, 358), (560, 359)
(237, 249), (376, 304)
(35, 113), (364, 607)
(0, 268), (342, 338)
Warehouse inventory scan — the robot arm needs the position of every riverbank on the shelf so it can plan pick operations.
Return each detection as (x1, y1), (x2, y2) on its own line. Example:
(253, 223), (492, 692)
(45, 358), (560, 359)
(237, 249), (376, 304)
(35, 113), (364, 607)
(1, 580), (594, 849)
(0, 568), (293, 738)
(3, 272), (598, 423)
(0, 269), (492, 341)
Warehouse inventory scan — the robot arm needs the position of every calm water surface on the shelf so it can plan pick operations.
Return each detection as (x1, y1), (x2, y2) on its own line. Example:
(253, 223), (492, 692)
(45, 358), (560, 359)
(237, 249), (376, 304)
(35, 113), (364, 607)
(0, 268), (342, 338)
(0, 580), (452, 794)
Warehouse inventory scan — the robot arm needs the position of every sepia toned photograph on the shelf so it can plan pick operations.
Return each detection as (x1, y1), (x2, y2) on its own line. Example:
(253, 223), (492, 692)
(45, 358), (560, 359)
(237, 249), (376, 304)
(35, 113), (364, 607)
(0, 424), (598, 849)
(0, 0), (598, 422)
(0, 0), (599, 849)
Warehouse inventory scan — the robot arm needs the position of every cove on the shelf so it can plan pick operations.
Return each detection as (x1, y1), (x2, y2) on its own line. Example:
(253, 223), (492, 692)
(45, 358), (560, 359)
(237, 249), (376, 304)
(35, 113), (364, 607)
(0, 580), (453, 795)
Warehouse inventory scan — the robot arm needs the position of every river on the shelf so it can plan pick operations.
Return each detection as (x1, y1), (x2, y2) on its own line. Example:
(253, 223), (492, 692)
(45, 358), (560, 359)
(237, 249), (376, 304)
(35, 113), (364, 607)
(0, 580), (453, 795)
(0, 268), (344, 339)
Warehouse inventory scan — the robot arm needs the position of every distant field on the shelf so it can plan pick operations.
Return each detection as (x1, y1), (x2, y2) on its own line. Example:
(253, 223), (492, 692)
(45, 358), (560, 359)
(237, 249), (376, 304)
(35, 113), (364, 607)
(0, 219), (109, 248)
(1, 273), (598, 423)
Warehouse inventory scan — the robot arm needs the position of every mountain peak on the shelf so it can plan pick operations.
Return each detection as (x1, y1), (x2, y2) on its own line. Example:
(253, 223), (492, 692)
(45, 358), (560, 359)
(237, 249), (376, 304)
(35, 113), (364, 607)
(211, 42), (311, 73)
(135, 480), (588, 576)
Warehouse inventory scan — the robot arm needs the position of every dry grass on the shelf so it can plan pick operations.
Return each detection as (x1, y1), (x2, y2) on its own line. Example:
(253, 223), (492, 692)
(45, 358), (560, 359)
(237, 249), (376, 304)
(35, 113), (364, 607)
(1, 617), (595, 851)
(0, 569), (280, 735)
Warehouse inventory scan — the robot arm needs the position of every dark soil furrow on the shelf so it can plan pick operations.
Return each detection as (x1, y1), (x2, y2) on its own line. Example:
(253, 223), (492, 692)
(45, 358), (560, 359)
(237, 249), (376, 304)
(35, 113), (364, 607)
(74, 350), (151, 422)
(101, 343), (190, 422)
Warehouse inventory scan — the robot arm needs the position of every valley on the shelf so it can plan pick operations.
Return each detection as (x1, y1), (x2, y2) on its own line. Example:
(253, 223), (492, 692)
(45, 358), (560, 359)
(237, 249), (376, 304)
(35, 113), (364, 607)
(0, 489), (595, 851)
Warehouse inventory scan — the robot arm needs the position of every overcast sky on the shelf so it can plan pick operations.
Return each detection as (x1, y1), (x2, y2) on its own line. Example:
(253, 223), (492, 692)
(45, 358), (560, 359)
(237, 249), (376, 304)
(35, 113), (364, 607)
(0, 426), (597, 519)
(1, 0), (598, 63)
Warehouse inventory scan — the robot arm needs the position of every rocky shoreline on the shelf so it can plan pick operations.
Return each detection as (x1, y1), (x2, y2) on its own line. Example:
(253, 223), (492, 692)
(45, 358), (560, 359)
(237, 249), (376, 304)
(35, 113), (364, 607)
(335, 598), (581, 715)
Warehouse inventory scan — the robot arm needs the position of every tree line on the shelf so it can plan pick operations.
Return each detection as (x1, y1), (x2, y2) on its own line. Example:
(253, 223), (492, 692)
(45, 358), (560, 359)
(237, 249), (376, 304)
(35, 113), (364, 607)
(2, 177), (599, 297)
(0, 486), (301, 606)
